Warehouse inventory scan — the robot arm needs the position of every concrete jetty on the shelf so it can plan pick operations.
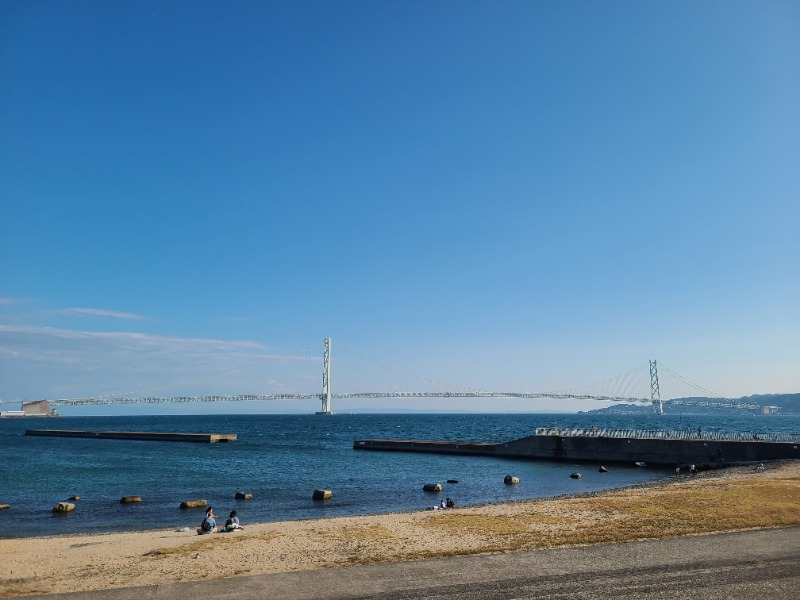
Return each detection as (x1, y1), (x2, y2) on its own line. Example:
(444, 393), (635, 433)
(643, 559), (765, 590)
(26, 430), (237, 443)
(354, 427), (800, 466)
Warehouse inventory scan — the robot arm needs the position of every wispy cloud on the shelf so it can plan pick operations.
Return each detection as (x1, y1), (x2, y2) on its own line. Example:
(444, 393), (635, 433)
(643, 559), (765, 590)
(59, 308), (150, 321)
(0, 297), (18, 305)
(0, 325), (318, 400)
(0, 325), (267, 352)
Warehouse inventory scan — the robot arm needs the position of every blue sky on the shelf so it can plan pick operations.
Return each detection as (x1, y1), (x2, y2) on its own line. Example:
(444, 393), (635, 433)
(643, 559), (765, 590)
(1, 0), (798, 414)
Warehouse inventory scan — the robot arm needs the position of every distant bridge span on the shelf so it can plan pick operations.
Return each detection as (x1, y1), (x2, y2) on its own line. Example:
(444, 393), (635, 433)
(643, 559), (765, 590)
(44, 391), (760, 410)
(16, 338), (763, 412)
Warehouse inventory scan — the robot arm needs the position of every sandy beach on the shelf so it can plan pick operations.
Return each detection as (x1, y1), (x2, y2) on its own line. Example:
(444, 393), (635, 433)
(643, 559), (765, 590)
(2, 461), (799, 598)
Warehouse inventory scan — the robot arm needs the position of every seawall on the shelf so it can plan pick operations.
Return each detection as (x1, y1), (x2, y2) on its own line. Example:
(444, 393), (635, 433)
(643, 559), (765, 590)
(354, 429), (800, 466)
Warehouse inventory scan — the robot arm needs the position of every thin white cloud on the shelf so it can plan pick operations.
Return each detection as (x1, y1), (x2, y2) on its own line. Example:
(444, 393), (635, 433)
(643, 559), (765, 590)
(0, 325), (318, 400)
(0, 297), (18, 305)
(0, 324), (268, 352)
(60, 308), (150, 321)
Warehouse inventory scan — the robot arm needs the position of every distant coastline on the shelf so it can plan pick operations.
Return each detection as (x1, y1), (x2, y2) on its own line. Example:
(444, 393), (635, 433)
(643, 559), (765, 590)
(585, 392), (800, 416)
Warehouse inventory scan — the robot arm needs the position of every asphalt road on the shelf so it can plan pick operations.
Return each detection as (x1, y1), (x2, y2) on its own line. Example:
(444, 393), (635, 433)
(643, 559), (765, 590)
(29, 527), (800, 599)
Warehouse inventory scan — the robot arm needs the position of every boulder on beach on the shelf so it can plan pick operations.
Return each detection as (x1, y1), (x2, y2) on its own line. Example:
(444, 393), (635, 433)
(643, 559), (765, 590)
(52, 502), (75, 513)
(179, 499), (207, 509)
(504, 475), (520, 485)
(423, 483), (443, 492)
(234, 491), (253, 500)
(570, 472), (582, 479)
(120, 496), (142, 504)
(68, 495), (81, 501)
(312, 489), (332, 500)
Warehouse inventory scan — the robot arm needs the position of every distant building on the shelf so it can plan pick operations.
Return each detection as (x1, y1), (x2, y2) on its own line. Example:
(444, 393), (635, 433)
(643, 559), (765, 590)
(22, 400), (55, 415)
(0, 411), (26, 418)
(761, 405), (780, 415)
(0, 400), (58, 417)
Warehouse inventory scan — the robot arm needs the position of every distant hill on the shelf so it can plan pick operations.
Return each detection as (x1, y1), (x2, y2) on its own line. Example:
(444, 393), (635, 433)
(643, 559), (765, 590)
(586, 393), (800, 415)
(740, 393), (800, 413)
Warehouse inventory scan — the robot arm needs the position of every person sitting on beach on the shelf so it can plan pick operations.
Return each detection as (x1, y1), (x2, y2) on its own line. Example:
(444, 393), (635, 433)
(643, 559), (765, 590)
(199, 506), (219, 534)
(445, 497), (455, 509)
(223, 510), (242, 531)
(439, 499), (446, 510)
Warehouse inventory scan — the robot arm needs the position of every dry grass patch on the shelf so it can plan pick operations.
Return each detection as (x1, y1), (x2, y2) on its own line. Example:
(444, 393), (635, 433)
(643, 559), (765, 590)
(341, 524), (398, 542)
(516, 512), (570, 526)
(425, 513), (530, 536)
(312, 524), (396, 542)
(332, 525), (400, 565)
(536, 475), (800, 547)
(417, 474), (800, 553)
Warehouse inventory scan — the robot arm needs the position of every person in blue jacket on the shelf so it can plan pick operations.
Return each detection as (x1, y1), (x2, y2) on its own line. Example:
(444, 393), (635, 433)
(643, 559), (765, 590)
(200, 506), (219, 533)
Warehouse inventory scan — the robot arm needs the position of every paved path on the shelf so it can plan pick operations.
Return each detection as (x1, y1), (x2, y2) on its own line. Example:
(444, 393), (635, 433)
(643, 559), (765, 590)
(30, 527), (800, 599)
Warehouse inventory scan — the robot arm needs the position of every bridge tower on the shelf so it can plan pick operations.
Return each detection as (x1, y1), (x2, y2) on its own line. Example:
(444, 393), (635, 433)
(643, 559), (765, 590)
(316, 338), (335, 415)
(650, 359), (663, 415)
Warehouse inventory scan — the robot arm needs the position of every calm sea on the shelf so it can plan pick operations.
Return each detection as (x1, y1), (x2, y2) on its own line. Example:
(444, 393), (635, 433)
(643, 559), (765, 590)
(2, 412), (798, 539)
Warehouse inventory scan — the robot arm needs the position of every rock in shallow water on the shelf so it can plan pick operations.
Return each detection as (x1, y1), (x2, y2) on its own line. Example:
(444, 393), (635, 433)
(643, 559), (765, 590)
(312, 489), (333, 500)
(53, 502), (75, 513)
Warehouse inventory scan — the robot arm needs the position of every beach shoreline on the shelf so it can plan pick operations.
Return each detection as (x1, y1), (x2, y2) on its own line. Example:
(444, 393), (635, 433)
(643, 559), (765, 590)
(2, 460), (799, 597)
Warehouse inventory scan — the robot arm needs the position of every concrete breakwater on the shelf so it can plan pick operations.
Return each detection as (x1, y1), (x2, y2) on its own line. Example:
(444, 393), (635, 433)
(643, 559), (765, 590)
(25, 429), (237, 443)
(354, 427), (800, 467)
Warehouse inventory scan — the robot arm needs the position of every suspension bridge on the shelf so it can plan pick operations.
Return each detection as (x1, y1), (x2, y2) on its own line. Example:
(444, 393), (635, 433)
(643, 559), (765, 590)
(7, 338), (762, 414)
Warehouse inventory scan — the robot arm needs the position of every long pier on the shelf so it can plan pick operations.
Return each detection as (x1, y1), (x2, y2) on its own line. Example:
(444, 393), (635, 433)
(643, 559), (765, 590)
(26, 429), (237, 443)
(354, 428), (800, 467)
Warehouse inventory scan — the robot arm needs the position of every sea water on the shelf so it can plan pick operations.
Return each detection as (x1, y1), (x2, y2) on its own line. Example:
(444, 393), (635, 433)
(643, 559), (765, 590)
(1, 412), (798, 539)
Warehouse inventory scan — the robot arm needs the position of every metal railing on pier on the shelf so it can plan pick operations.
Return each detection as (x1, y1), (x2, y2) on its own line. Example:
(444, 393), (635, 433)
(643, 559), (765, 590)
(535, 427), (800, 443)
